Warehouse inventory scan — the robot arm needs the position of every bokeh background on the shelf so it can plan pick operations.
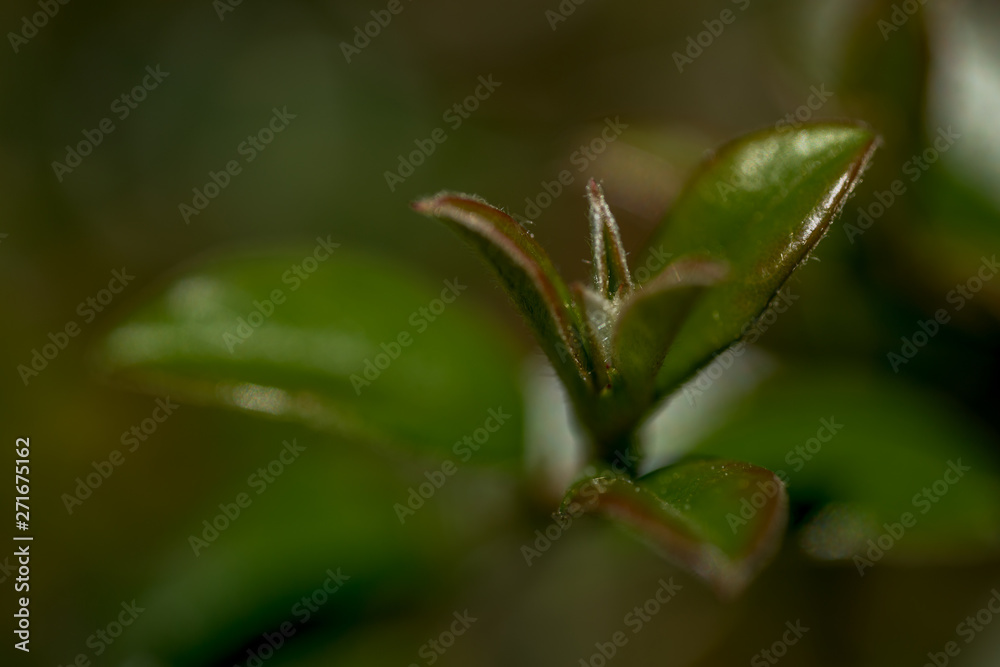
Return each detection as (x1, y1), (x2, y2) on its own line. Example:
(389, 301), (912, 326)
(3, 0), (1000, 664)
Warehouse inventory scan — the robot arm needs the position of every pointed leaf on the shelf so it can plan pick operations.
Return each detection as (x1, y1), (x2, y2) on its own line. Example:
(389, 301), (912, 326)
(413, 192), (594, 398)
(93, 248), (523, 464)
(563, 459), (787, 597)
(586, 179), (633, 299)
(642, 122), (879, 396)
(570, 281), (613, 392)
(613, 258), (728, 398)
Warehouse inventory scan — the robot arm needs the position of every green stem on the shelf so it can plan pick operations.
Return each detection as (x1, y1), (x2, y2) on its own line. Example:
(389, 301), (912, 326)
(597, 429), (642, 478)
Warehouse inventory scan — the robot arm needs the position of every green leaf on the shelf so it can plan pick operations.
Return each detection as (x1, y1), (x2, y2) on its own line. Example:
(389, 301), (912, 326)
(93, 247), (523, 464)
(688, 368), (1000, 562)
(117, 430), (515, 665)
(563, 459), (787, 597)
(642, 122), (879, 396)
(413, 192), (595, 401)
(612, 258), (727, 400)
(569, 281), (614, 392)
(586, 179), (633, 299)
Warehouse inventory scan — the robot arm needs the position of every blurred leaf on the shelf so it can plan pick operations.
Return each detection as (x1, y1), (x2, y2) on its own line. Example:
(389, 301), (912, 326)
(94, 248), (523, 464)
(412, 192), (595, 404)
(119, 437), (515, 665)
(690, 368), (1000, 562)
(643, 122), (879, 397)
(839, 0), (929, 163)
(902, 168), (1000, 318)
(563, 459), (787, 597)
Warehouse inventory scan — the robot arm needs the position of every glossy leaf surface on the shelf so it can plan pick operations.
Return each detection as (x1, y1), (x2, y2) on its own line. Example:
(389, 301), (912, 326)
(642, 123), (879, 396)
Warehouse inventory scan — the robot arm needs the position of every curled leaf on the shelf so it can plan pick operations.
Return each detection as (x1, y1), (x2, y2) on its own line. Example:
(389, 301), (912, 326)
(413, 193), (595, 399)
(613, 258), (728, 399)
(563, 459), (788, 597)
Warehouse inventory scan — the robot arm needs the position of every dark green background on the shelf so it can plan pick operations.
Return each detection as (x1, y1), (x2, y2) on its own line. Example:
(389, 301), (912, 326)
(2, 0), (1000, 665)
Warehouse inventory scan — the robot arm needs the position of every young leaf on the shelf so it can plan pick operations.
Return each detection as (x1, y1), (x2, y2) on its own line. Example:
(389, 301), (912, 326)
(586, 179), (633, 299)
(612, 258), (728, 399)
(569, 281), (613, 392)
(563, 459), (787, 597)
(413, 193), (595, 399)
(93, 248), (523, 464)
(641, 122), (879, 397)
